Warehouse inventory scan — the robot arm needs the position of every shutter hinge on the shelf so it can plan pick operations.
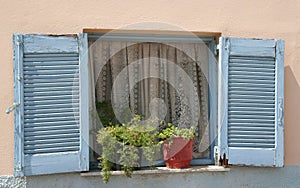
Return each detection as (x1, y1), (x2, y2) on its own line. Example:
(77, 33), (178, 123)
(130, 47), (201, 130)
(16, 161), (22, 172)
(16, 36), (23, 46)
(214, 44), (220, 55)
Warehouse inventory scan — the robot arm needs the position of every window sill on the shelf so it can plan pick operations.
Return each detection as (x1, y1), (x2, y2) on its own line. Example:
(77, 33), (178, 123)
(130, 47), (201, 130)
(80, 166), (229, 177)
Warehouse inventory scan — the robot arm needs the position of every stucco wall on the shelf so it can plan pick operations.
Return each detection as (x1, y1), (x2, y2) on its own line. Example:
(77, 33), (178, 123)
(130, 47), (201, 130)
(0, 0), (300, 175)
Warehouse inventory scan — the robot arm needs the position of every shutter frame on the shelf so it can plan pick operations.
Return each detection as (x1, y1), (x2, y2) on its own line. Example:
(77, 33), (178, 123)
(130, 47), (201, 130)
(14, 34), (89, 176)
(218, 37), (284, 167)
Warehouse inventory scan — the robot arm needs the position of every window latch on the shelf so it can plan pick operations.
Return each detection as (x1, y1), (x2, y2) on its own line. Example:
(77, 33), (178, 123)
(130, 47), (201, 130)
(6, 102), (20, 114)
(278, 98), (284, 127)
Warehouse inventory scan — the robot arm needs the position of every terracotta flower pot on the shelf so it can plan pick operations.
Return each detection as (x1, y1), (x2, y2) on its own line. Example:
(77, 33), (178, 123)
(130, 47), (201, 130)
(163, 136), (194, 168)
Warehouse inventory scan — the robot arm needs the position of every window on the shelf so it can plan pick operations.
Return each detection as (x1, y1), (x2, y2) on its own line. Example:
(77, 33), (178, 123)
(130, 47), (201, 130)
(13, 32), (284, 176)
(87, 32), (217, 167)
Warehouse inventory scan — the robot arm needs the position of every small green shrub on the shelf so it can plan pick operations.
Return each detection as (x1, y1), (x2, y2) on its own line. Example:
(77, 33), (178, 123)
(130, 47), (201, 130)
(97, 115), (162, 183)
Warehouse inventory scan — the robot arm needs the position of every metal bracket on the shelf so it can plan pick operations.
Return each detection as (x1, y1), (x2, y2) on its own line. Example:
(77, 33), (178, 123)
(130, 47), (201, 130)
(6, 102), (20, 114)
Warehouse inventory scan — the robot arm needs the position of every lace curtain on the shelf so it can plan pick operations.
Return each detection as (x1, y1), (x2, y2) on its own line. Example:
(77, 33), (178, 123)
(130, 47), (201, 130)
(89, 40), (210, 161)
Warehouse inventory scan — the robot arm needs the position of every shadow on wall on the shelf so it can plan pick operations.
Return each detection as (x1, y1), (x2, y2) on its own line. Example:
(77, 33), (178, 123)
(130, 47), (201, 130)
(284, 66), (300, 165)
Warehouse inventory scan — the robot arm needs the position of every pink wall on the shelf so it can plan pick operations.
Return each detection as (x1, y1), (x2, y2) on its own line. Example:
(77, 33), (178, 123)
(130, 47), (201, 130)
(0, 0), (300, 175)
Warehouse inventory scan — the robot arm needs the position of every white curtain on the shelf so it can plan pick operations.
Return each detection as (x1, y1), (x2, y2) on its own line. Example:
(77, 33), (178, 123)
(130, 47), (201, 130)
(89, 40), (210, 161)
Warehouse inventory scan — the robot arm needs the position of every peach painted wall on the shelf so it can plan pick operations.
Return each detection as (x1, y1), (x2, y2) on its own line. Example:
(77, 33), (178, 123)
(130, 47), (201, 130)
(0, 0), (299, 175)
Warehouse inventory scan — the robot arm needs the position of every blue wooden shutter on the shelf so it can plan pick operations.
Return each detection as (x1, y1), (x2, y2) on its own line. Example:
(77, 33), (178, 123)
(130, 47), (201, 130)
(218, 37), (284, 167)
(13, 34), (89, 176)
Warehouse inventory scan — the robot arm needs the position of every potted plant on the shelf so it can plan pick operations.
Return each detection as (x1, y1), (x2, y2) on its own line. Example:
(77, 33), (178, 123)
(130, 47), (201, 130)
(96, 115), (162, 183)
(158, 123), (197, 169)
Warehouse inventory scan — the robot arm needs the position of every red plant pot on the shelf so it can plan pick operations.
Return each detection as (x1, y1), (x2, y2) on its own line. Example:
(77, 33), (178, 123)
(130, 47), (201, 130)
(163, 136), (194, 168)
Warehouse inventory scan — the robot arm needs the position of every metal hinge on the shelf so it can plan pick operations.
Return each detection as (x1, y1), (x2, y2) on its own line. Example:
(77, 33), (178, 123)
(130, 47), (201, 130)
(214, 44), (220, 55)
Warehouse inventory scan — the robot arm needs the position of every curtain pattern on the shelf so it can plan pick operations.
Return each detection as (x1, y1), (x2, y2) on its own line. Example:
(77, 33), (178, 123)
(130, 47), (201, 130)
(89, 40), (210, 161)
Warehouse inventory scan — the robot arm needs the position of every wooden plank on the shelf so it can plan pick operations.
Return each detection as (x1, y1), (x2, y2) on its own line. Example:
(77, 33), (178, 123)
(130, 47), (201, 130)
(218, 37), (229, 158)
(13, 34), (25, 176)
(230, 46), (275, 57)
(228, 148), (275, 166)
(78, 33), (89, 171)
(23, 34), (79, 54)
(83, 28), (221, 38)
(230, 38), (276, 48)
(275, 40), (284, 167)
(24, 152), (81, 175)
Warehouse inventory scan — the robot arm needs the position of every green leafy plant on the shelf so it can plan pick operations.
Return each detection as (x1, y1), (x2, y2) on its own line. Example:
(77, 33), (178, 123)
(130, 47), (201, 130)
(97, 115), (162, 183)
(158, 123), (198, 142)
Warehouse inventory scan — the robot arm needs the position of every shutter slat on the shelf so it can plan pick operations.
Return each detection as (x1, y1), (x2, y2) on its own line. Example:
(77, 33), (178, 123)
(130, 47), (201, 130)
(24, 82), (79, 87)
(229, 76), (275, 82)
(229, 107), (275, 111)
(25, 137), (80, 145)
(25, 146), (80, 155)
(229, 82), (275, 88)
(24, 90), (79, 97)
(24, 129), (79, 137)
(229, 79), (275, 85)
(24, 53), (78, 58)
(228, 130), (275, 136)
(228, 122), (275, 127)
(229, 63), (275, 68)
(24, 120), (78, 127)
(25, 108), (79, 115)
(24, 98), (79, 106)
(24, 78), (79, 84)
(229, 127), (275, 131)
(24, 142), (80, 151)
(24, 103), (79, 110)
(229, 66), (275, 73)
(24, 111), (80, 119)
(230, 57), (275, 64)
(228, 71), (275, 77)
(229, 90), (275, 96)
(24, 57), (79, 62)
(228, 118), (275, 123)
(229, 111), (275, 116)
(24, 74), (79, 80)
(229, 115), (275, 120)
(25, 125), (79, 132)
(229, 99), (275, 104)
(24, 70), (79, 75)
(228, 95), (274, 100)
(24, 86), (79, 92)
(24, 116), (79, 123)
(24, 133), (80, 141)
(228, 143), (275, 148)
(24, 65), (79, 71)
(24, 95), (79, 101)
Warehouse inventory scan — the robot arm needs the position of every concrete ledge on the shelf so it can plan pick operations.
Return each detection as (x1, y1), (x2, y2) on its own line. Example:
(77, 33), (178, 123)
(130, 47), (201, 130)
(80, 166), (229, 177)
